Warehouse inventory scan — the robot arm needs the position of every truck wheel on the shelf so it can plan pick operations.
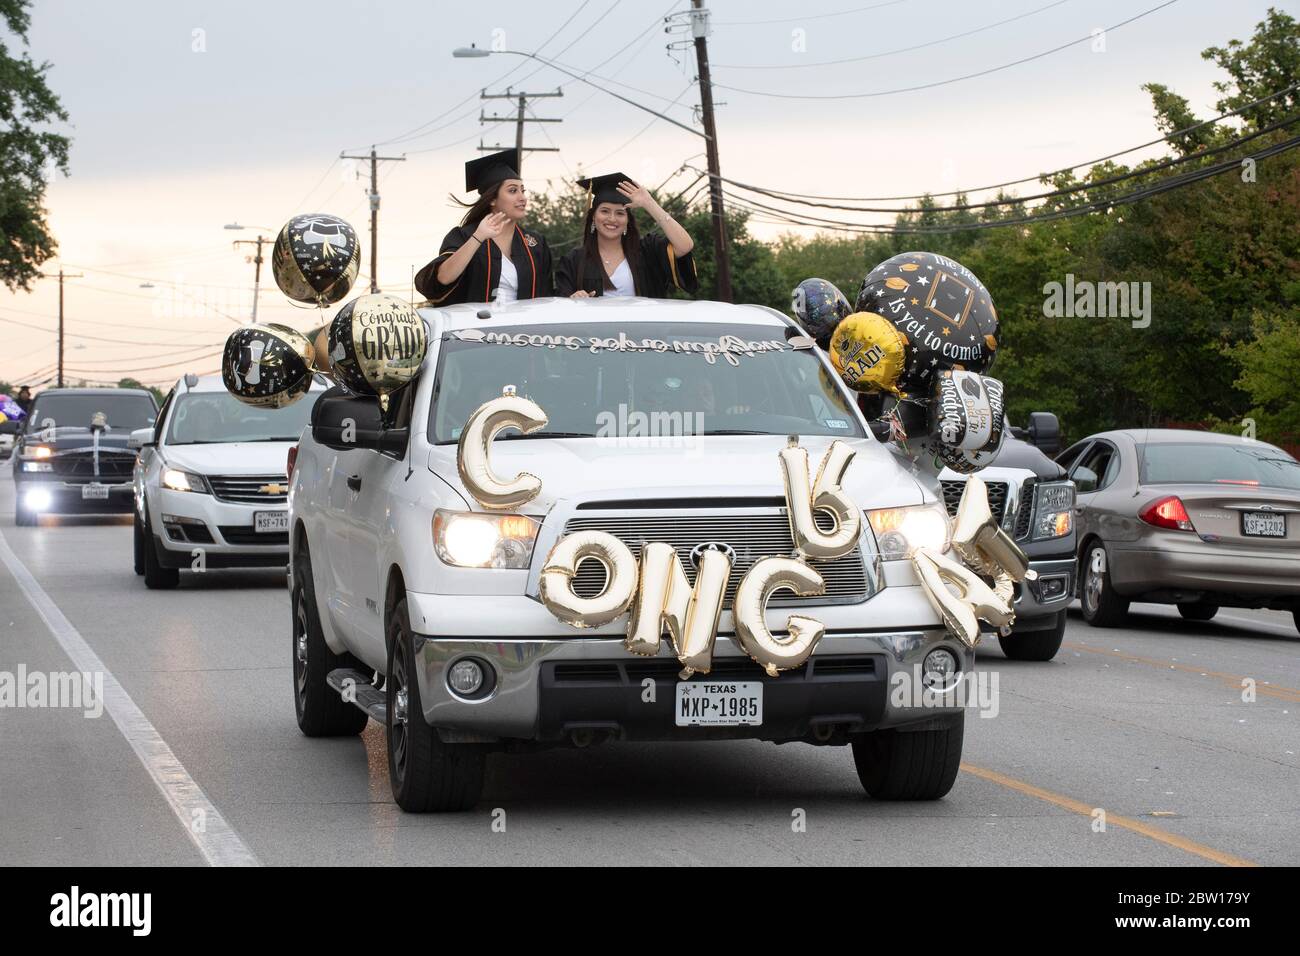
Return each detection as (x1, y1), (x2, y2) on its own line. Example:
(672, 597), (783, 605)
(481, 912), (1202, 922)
(292, 546), (369, 737)
(1080, 543), (1127, 627)
(15, 499), (36, 527)
(851, 712), (964, 800)
(1177, 602), (1218, 622)
(133, 511), (146, 575)
(1000, 610), (1066, 661)
(386, 598), (484, 812)
(142, 510), (180, 590)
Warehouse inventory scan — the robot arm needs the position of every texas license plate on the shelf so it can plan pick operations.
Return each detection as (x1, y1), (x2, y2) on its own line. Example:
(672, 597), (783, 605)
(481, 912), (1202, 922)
(1242, 511), (1286, 537)
(81, 483), (109, 500)
(675, 681), (763, 727)
(254, 511), (289, 533)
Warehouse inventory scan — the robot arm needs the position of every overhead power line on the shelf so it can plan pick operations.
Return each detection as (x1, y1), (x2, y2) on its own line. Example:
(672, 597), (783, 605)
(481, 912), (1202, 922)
(714, 0), (1070, 69)
(713, 0), (907, 26)
(714, 0), (1179, 100)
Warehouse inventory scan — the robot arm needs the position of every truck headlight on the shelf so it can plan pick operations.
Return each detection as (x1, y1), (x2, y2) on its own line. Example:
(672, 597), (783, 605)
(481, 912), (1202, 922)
(1032, 481), (1074, 540)
(161, 467), (210, 494)
(866, 502), (950, 560)
(19, 444), (52, 460)
(433, 510), (539, 569)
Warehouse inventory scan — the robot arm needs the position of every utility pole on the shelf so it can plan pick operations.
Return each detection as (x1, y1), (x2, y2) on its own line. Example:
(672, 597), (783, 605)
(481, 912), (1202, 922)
(38, 269), (83, 387)
(477, 88), (563, 172)
(690, 0), (733, 302)
(231, 235), (269, 323)
(339, 147), (406, 293)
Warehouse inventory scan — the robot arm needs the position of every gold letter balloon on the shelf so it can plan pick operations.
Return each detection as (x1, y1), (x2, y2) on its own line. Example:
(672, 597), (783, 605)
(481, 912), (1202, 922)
(539, 531), (637, 629)
(778, 437), (861, 560)
(732, 557), (826, 677)
(625, 542), (732, 677)
(456, 387), (549, 509)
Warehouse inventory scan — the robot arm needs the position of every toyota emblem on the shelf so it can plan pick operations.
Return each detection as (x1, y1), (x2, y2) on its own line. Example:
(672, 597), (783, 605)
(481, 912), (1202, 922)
(689, 541), (737, 569)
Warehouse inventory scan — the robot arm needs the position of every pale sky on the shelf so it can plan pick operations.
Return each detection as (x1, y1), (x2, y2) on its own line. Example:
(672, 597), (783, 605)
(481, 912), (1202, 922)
(0, 0), (1283, 387)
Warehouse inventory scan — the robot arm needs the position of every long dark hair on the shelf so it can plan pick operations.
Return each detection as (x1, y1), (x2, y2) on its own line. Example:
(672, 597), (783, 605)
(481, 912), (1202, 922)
(452, 182), (504, 229)
(580, 203), (642, 293)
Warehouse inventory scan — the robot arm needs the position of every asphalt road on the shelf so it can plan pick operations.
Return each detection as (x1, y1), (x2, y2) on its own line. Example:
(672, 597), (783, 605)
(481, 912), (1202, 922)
(1, 470), (1297, 866)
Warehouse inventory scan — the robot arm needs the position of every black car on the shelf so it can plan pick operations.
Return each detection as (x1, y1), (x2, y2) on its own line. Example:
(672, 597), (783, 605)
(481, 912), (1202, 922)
(7, 388), (158, 526)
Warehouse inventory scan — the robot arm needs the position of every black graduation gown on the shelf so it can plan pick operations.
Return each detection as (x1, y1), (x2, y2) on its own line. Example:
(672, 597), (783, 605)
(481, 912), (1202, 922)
(414, 224), (554, 305)
(554, 234), (698, 298)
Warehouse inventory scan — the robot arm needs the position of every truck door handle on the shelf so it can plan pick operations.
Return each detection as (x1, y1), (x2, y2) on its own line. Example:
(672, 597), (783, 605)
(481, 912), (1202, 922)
(346, 475), (362, 492)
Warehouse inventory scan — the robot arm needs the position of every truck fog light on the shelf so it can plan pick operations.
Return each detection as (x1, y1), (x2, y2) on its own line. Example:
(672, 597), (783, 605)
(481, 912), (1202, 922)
(1037, 574), (1068, 601)
(24, 488), (53, 511)
(448, 659), (485, 696)
(922, 648), (959, 690)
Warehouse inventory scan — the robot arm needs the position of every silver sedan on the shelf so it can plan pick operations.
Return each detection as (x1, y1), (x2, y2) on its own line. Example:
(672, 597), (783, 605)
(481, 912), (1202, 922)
(1059, 429), (1300, 632)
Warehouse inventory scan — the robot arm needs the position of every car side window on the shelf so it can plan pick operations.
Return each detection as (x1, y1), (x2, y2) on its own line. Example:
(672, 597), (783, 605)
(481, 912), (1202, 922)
(1056, 441), (1090, 473)
(1072, 442), (1115, 493)
(154, 389), (176, 443)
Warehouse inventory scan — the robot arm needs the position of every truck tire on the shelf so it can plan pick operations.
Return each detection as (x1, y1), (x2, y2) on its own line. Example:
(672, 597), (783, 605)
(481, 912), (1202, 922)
(291, 546), (368, 737)
(133, 511), (146, 575)
(1177, 602), (1218, 622)
(1000, 610), (1066, 661)
(386, 598), (484, 812)
(1080, 543), (1128, 627)
(142, 510), (180, 590)
(851, 712), (964, 800)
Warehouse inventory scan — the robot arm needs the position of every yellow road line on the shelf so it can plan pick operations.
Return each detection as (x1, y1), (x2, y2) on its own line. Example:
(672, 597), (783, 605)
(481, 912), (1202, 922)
(961, 763), (1258, 867)
(1062, 641), (1300, 702)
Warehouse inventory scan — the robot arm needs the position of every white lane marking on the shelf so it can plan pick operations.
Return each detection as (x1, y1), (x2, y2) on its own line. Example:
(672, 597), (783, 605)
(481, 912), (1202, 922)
(0, 529), (260, 867)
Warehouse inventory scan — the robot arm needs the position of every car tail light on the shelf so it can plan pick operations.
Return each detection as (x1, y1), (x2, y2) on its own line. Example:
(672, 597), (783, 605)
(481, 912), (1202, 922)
(1139, 495), (1196, 532)
(287, 445), (298, 481)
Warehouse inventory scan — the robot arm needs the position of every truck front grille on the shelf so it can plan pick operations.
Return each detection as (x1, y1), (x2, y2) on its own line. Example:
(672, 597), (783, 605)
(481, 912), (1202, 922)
(561, 512), (871, 607)
(51, 451), (136, 479)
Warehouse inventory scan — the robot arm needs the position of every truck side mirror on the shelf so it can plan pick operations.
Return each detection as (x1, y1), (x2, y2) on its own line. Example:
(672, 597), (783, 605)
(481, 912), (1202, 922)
(1026, 412), (1061, 455)
(310, 388), (407, 457)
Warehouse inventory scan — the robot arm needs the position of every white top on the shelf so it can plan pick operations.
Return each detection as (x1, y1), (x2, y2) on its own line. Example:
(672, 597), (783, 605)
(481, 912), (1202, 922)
(494, 255), (519, 303)
(606, 259), (634, 298)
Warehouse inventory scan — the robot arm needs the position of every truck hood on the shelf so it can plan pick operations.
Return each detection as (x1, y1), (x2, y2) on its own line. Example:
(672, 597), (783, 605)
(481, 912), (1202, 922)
(162, 442), (294, 476)
(428, 435), (930, 515)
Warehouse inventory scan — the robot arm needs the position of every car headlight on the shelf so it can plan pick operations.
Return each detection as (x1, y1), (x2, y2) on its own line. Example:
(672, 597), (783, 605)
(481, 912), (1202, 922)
(433, 510), (539, 569)
(161, 467), (210, 494)
(866, 502), (951, 561)
(1032, 480), (1074, 540)
(19, 444), (52, 460)
(22, 461), (53, 473)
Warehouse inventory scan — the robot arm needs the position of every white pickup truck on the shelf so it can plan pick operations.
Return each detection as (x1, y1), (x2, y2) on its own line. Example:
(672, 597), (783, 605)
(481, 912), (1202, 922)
(287, 297), (974, 812)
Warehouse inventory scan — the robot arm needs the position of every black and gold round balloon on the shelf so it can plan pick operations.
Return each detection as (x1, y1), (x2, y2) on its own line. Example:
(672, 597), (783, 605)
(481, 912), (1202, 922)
(854, 251), (999, 395)
(272, 214), (361, 306)
(221, 324), (315, 408)
(326, 294), (428, 398)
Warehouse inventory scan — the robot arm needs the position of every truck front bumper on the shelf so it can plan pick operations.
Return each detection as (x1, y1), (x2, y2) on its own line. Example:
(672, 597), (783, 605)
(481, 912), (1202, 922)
(411, 628), (970, 743)
(1011, 556), (1075, 629)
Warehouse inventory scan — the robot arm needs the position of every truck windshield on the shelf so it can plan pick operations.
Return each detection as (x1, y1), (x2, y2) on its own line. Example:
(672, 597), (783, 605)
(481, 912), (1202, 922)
(167, 391), (320, 445)
(26, 393), (157, 432)
(428, 322), (865, 443)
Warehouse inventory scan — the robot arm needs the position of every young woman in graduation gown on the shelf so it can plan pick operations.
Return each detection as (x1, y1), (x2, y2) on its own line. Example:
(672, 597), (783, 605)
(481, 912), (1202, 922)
(555, 174), (697, 299)
(414, 148), (554, 305)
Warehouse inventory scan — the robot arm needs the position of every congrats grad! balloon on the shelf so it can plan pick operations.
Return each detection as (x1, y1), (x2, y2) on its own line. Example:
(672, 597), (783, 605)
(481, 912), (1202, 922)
(855, 251), (999, 395)
(272, 213), (361, 306)
(325, 293), (427, 398)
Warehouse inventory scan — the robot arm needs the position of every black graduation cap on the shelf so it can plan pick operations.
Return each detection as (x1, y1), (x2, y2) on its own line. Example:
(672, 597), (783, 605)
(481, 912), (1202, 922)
(465, 148), (522, 193)
(577, 173), (633, 208)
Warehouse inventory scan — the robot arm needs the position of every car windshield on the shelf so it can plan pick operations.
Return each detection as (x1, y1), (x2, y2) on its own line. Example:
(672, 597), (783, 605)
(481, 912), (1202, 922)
(1140, 441), (1300, 490)
(427, 322), (865, 443)
(166, 391), (320, 445)
(27, 392), (157, 432)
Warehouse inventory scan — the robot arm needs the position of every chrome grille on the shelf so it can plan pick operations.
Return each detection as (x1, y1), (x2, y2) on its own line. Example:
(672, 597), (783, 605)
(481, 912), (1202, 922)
(561, 512), (870, 607)
(208, 474), (288, 504)
(940, 480), (1009, 524)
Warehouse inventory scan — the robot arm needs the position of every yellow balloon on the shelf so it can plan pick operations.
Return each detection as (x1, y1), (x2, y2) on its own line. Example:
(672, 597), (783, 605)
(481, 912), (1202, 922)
(829, 312), (909, 395)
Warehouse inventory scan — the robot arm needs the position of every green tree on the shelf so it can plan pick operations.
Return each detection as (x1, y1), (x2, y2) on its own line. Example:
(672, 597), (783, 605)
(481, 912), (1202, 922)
(0, 0), (70, 291)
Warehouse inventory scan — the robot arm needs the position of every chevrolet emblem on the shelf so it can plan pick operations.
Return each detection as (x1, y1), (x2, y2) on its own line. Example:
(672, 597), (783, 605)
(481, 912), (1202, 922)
(259, 482), (287, 495)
